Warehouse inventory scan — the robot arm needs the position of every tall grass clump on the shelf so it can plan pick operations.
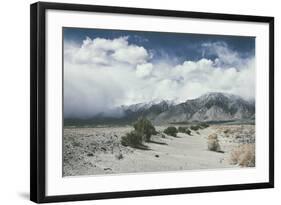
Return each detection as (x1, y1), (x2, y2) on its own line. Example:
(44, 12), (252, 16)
(229, 144), (255, 167)
(164, 126), (178, 137)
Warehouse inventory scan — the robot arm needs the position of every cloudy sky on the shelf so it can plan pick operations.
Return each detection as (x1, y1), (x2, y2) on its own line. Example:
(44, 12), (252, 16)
(63, 28), (255, 118)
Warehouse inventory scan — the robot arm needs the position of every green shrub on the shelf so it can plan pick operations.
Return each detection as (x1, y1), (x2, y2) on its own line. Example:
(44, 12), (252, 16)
(178, 126), (187, 133)
(121, 117), (157, 149)
(133, 117), (157, 142)
(164, 126), (178, 137)
(121, 131), (143, 148)
(185, 129), (191, 135)
(199, 122), (209, 128)
(178, 126), (191, 135)
(190, 125), (201, 131)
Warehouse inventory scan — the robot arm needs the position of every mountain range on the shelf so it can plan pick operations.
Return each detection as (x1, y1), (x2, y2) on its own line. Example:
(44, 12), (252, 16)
(65, 92), (255, 125)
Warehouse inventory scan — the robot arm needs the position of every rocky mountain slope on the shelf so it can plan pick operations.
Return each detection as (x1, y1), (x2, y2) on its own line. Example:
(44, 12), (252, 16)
(65, 92), (255, 125)
(121, 92), (255, 124)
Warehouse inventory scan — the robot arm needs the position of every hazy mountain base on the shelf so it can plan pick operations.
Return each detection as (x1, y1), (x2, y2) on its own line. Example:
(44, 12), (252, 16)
(63, 124), (255, 176)
(64, 92), (255, 126)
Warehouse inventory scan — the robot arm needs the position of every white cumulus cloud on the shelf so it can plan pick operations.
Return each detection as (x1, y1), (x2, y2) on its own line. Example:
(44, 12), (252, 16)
(136, 63), (154, 78)
(64, 37), (255, 118)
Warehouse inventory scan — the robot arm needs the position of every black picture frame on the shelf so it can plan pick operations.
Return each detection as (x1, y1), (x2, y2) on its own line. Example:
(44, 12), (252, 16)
(30, 1), (274, 203)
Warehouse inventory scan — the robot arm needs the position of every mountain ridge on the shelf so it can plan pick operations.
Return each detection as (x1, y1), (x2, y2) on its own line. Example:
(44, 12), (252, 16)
(65, 92), (255, 125)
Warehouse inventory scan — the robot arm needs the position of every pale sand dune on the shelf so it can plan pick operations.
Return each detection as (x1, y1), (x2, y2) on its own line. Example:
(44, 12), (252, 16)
(63, 125), (254, 176)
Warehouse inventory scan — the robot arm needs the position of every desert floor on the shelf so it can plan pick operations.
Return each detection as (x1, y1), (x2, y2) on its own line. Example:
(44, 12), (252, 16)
(63, 124), (255, 176)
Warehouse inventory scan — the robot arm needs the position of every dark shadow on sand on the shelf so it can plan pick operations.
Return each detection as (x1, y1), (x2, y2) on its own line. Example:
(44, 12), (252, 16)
(133, 144), (151, 150)
(172, 135), (181, 138)
(148, 140), (168, 145)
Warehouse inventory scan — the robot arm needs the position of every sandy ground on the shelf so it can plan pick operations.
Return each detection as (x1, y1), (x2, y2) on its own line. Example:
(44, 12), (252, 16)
(63, 125), (255, 176)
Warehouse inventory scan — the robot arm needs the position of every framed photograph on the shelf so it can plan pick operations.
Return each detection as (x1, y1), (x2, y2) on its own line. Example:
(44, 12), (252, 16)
(30, 1), (274, 203)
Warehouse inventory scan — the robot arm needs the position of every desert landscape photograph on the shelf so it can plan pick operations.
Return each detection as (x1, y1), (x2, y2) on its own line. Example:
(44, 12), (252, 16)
(63, 28), (255, 177)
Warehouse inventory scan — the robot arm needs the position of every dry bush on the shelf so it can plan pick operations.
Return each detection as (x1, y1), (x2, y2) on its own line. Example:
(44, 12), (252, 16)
(229, 144), (255, 167)
(207, 134), (221, 152)
(208, 133), (218, 140)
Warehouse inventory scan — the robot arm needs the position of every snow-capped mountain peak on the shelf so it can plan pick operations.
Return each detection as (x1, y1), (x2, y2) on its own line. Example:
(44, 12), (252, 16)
(122, 99), (176, 112)
(87, 92), (255, 124)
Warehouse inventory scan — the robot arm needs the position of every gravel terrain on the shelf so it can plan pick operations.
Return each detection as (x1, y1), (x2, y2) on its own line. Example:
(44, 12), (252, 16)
(63, 125), (255, 176)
